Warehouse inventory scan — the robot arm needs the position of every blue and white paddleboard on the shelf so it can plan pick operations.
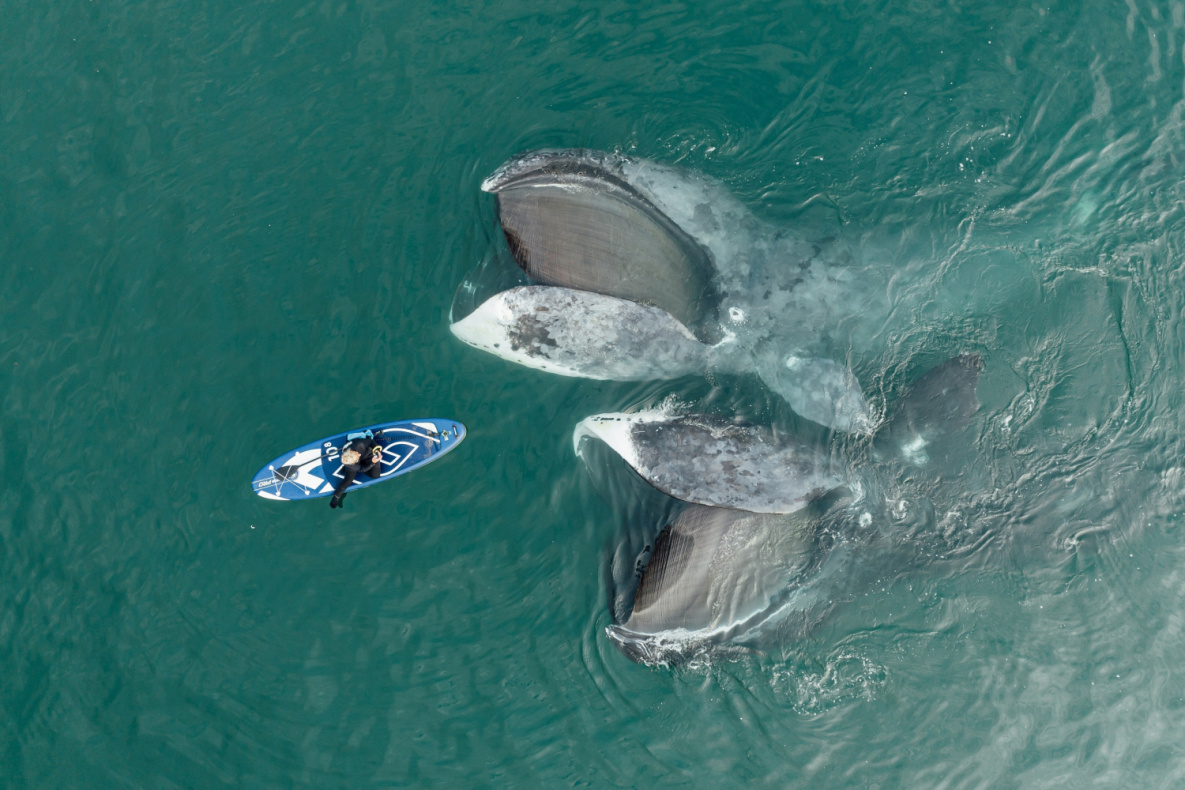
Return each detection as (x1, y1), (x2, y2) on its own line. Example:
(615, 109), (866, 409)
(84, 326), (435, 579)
(251, 419), (466, 501)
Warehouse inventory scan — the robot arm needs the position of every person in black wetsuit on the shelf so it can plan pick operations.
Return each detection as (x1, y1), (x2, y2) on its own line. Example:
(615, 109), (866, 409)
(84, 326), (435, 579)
(329, 434), (383, 509)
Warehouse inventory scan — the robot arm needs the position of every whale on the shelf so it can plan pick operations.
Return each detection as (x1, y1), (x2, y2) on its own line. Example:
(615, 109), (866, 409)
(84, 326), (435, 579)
(877, 353), (986, 469)
(475, 149), (878, 435)
(584, 353), (984, 665)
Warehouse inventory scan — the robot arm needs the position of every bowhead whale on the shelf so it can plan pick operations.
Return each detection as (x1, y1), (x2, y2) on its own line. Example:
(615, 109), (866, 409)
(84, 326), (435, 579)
(583, 353), (984, 665)
(454, 149), (880, 435)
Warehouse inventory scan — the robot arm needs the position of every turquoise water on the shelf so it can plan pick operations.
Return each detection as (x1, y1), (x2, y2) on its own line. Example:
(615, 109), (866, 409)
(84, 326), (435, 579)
(4, 0), (1185, 786)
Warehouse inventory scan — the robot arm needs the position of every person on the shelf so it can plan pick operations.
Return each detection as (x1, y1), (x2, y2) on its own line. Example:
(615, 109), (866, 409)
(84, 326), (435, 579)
(329, 433), (383, 509)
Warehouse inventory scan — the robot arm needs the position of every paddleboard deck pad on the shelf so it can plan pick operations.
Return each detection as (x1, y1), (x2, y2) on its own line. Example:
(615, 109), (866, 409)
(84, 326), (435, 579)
(251, 419), (466, 501)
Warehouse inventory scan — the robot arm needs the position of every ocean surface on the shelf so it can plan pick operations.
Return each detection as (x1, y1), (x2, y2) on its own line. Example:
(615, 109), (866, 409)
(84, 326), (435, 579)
(4, 0), (1185, 786)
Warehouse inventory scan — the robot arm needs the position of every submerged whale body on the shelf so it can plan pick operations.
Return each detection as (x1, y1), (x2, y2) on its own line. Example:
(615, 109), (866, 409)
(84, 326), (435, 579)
(878, 353), (985, 468)
(590, 354), (984, 665)
(470, 148), (877, 435)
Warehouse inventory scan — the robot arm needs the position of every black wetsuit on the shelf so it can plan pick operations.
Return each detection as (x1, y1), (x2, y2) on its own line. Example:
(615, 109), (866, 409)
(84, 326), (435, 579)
(329, 436), (383, 509)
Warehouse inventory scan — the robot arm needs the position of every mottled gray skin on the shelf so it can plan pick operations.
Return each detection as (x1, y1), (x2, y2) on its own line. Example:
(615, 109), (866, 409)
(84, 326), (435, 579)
(482, 149), (878, 434)
(452, 282), (877, 430)
(450, 286), (745, 380)
(574, 411), (844, 514)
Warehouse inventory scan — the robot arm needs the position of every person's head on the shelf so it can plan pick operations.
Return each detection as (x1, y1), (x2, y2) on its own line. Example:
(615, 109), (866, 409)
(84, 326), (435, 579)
(341, 449), (361, 465)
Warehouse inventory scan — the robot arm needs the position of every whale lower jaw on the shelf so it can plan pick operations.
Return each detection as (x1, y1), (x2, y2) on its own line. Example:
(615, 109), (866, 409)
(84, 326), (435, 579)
(451, 286), (731, 382)
(480, 148), (631, 193)
(605, 606), (783, 666)
(605, 625), (753, 666)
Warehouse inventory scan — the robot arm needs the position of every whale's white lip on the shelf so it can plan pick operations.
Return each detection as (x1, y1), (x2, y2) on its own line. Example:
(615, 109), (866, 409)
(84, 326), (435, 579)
(572, 410), (671, 461)
(452, 287), (711, 384)
(606, 622), (725, 644)
(448, 294), (509, 351)
(481, 149), (620, 193)
(574, 412), (634, 460)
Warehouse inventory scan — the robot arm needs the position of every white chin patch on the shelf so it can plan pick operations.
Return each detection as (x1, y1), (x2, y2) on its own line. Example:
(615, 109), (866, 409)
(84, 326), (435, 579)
(450, 299), (571, 377)
(573, 412), (645, 465)
(449, 303), (505, 352)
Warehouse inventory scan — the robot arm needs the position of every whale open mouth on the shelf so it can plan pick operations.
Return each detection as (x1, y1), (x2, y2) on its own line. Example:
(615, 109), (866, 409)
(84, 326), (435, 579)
(482, 149), (721, 343)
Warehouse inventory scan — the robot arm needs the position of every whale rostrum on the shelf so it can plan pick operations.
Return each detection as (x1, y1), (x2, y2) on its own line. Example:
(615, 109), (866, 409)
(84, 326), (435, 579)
(574, 411), (844, 515)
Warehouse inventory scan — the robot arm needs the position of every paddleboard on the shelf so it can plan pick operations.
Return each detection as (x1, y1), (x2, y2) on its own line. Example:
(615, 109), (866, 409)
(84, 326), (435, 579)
(251, 419), (466, 501)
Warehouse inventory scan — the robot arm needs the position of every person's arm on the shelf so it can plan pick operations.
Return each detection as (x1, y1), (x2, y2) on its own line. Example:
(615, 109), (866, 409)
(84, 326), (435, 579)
(330, 465), (358, 508)
(364, 441), (383, 473)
